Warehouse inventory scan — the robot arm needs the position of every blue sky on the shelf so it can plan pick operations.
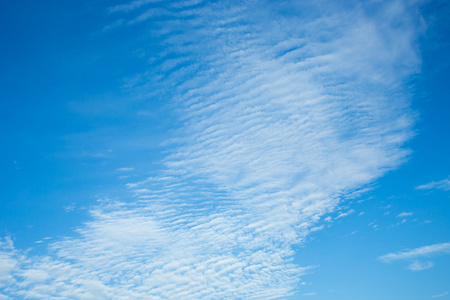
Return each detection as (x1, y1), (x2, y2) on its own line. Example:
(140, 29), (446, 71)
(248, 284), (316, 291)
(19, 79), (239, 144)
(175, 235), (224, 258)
(0, 0), (449, 299)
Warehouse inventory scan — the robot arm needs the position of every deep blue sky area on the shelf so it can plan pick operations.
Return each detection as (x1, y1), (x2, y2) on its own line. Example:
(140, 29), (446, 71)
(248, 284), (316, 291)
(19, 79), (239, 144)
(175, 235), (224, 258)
(0, 0), (449, 299)
(1, 0), (172, 246)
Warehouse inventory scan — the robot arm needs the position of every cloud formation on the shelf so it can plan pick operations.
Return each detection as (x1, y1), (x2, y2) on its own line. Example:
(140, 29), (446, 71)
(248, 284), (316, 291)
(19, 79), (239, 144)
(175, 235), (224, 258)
(407, 260), (434, 271)
(433, 292), (449, 298)
(116, 167), (135, 172)
(379, 242), (450, 272)
(416, 177), (450, 191)
(1, 0), (425, 298)
(397, 212), (413, 218)
(379, 242), (450, 263)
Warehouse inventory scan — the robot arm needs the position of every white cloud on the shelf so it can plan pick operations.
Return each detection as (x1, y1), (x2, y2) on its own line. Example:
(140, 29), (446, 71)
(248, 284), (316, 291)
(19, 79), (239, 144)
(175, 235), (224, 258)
(380, 242), (450, 272)
(116, 167), (134, 172)
(108, 0), (163, 13)
(20, 269), (50, 285)
(0, 0), (425, 298)
(433, 292), (449, 298)
(336, 209), (355, 219)
(0, 255), (16, 287)
(379, 242), (450, 263)
(407, 260), (434, 271)
(416, 178), (450, 191)
(0, 238), (18, 288)
(63, 204), (76, 212)
(397, 212), (413, 218)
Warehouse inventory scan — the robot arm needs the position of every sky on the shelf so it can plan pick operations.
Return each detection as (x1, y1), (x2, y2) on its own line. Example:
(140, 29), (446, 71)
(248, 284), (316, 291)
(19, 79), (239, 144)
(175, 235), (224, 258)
(0, 0), (449, 299)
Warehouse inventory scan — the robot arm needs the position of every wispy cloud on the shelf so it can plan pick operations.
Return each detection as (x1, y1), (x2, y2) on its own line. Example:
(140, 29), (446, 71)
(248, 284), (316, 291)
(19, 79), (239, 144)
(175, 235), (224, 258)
(116, 167), (134, 172)
(433, 292), (449, 298)
(379, 242), (450, 272)
(108, 0), (163, 13)
(336, 209), (356, 219)
(102, 18), (124, 31)
(397, 211), (413, 218)
(379, 242), (450, 263)
(407, 260), (434, 271)
(0, 0), (425, 298)
(416, 177), (450, 191)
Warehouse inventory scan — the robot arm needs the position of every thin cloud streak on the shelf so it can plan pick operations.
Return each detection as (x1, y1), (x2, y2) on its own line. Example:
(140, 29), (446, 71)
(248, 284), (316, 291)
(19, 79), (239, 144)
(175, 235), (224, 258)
(433, 292), (449, 298)
(379, 242), (450, 263)
(1, 0), (425, 298)
(416, 177), (450, 191)
(397, 212), (413, 218)
(117, 167), (134, 172)
(108, 0), (163, 13)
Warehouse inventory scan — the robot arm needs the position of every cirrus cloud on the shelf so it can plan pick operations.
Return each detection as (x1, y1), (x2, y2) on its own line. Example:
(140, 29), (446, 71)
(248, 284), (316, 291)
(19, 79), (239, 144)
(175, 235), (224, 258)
(1, 0), (425, 298)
